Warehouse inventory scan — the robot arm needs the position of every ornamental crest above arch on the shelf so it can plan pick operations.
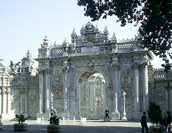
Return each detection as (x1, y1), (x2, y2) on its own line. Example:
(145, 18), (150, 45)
(75, 66), (108, 86)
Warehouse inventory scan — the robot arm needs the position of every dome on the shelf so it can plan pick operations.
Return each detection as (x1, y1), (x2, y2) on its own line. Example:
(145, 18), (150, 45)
(85, 21), (94, 32)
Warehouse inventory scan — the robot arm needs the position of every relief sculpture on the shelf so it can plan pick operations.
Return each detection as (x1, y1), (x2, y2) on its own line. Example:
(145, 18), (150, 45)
(52, 74), (63, 91)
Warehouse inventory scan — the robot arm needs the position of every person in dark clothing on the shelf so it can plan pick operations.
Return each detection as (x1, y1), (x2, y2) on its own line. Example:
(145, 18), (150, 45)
(104, 107), (110, 120)
(166, 111), (171, 133)
(141, 112), (149, 133)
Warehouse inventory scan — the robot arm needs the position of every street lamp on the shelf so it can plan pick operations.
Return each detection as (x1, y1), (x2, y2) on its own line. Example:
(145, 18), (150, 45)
(122, 91), (127, 120)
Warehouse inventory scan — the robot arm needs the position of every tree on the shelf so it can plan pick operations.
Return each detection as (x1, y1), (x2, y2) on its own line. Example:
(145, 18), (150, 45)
(148, 103), (162, 125)
(9, 60), (21, 75)
(15, 114), (27, 124)
(78, 0), (172, 67)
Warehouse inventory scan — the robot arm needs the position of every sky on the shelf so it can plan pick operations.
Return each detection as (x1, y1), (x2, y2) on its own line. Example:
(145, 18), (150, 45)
(0, 0), (163, 68)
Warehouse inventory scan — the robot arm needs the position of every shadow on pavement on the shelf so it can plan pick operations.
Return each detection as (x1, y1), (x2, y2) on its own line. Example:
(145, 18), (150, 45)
(1, 123), (142, 133)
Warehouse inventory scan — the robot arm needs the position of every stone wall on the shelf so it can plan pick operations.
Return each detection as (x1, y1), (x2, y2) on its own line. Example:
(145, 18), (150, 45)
(149, 68), (172, 114)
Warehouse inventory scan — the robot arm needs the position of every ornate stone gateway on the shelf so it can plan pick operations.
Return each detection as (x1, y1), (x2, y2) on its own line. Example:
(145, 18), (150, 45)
(0, 22), (172, 120)
(79, 72), (105, 119)
(36, 22), (152, 120)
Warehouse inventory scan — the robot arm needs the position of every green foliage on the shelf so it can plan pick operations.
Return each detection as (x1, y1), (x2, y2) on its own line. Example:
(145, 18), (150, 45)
(159, 117), (166, 126)
(9, 61), (21, 75)
(149, 125), (164, 133)
(148, 103), (162, 125)
(77, 0), (172, 65)
(15, 114), (27, 124)
(49, 116), (59, 125)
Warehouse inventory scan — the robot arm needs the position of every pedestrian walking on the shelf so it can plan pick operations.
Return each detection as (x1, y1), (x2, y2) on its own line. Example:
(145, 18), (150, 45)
(104, 107), (110, 121)
(141, 112), (149, 133)
(166, 111), (171, 133)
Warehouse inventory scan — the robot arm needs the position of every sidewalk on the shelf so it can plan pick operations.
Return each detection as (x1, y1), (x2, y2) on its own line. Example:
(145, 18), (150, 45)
(0, 120), (149, 133)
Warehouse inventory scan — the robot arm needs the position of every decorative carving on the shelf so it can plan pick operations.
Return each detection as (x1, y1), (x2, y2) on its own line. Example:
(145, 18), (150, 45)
(120, 65), (132, 94)
(111, 56), (118, 67)
(7, 88), (10, 93)
(11, 95), (18, 101)
(140, 61), (148, 69)
(30, 95), (35, 100)
(52, 74), (63, 91)
(62, 60), (69, 73)
(76, 48), (81, 53)
(53, 90), (63, 98)
(2, 88), (6, 94)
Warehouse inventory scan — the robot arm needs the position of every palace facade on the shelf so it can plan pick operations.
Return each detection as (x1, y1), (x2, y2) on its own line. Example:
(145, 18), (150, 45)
(0, 22), (171, 120)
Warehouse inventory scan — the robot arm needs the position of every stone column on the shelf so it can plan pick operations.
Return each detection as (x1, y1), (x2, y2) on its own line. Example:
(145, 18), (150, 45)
(45, 69), (51, 113)
(7, 88), (11, 114)
(142, 63), (149, 111)
(133, 64), (140, 117)
(0, 89), (2, 115)
(50, 93), (54, 110)
(111, 63), (120, 119)
(39, 71), (44, 113)
(2, 88), (7, 114)
(64, 71), (69, 112)
(20, 89), (24, 114)
(24, 88), (28, 117)
(62, 60), (69, 115)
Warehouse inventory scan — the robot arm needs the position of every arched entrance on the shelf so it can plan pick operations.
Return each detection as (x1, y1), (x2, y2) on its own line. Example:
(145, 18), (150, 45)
(78, 71), (106, 120)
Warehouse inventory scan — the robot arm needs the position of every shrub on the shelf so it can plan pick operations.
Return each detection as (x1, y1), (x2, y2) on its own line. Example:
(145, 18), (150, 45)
(15, 114), (27, 124)
(148, 103), (162, 125)
(49, 116), (59, 125)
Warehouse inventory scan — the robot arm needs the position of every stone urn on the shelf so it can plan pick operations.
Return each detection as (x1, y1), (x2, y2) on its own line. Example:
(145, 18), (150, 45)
(149, 125), (164, 133)
(13, 123), (27, 131)
(47, 124), (61, 133)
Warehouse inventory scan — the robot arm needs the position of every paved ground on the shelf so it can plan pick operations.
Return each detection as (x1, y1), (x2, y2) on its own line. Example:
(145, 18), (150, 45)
(0, 119), (150, 133)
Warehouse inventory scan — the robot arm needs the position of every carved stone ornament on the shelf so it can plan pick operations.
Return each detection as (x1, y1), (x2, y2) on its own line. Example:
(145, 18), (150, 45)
(2, 88), (6, 93)
(30, 95), (35, 100)
(111, 56), (118, 66)
(11, 95), (18, 101)
(85, 34), (95, 47)
(62, 60), (69, 73)
(7, 88), (11, 93)
(120, 65), (131, 90)
(156, 86), (165, 100)
(52, 74), (63, 90)
(53, 90), (63, 98)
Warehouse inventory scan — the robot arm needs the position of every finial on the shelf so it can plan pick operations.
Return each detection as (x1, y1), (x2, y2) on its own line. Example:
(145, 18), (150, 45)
(104, 26), (108, 35)
(43, 35), (49, 46)
(63, 38), (68, 47)
(26, 50), (31, 58)
(111, 33), (117, 43)
(53, 41), (57, 47)
(71, 28), (77, 38)
(72, 28), (75, 33)
(80, 25), (85, 35)
(95, 24), (99, 32)
(44, 35), (48, 42)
